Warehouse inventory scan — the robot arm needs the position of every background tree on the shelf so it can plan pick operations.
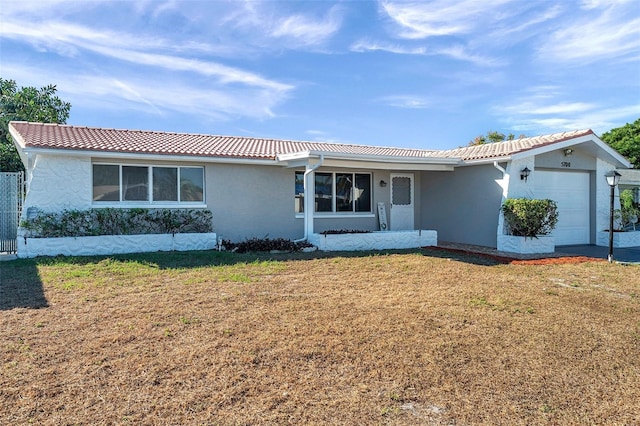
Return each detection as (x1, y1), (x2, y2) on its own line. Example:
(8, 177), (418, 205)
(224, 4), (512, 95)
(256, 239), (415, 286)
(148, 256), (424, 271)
(468, 130), (522, 146)
(0, 78), (71, 172)
(600, 118), (640, 168)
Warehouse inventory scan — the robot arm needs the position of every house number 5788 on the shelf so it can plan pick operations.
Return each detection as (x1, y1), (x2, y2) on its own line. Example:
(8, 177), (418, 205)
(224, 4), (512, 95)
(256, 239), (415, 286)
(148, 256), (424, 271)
(561, 161), (571, 168)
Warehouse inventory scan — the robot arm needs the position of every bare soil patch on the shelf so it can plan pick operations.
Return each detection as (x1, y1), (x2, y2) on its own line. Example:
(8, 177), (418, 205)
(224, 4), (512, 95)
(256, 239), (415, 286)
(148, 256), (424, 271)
(1, 250), (639, 425)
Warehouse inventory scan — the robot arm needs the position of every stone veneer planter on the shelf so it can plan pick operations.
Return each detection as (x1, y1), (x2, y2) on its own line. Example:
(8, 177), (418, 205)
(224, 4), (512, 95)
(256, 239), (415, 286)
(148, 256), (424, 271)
(596, 231), (640, 248)
(17, 232), (218, 258)
(497, 235), (555, 254)
(308, 230), (437, 252)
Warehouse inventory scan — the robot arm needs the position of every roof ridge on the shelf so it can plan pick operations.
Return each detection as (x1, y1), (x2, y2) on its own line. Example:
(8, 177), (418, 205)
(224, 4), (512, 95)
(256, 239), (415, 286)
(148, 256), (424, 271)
(10, 121), (439, 153)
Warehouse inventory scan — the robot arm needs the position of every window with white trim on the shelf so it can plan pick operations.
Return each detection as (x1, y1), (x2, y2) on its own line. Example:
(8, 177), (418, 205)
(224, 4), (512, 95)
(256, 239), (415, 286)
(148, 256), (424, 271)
(93, 164), (204, 204)
(295, 171), (372, 214)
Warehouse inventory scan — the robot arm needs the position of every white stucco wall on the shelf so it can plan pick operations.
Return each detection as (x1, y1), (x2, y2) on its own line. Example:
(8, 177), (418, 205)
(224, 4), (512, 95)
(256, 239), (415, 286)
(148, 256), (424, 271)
(504, 158), (536, 199)
(17, 232), (218, 258)
(25, 154), (93, 213)
(308, 230), (436, 251)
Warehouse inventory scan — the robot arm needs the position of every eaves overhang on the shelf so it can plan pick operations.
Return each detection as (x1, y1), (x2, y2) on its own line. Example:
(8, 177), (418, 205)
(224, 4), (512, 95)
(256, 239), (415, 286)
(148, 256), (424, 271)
(457, 156), (512, 166)
(276, 150), (460, 171)
(510, 134), (632, 168)
(16, 146), (279, 166)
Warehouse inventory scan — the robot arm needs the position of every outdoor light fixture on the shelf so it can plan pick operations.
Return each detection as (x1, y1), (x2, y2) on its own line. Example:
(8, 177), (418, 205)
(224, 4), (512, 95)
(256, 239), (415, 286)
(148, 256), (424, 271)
(379, 180), (387, 187)
(605, 170), (622, 263)
(563, 148), (574, 156)
(605, 170), (621, 187)
(520, 167), (531, 182)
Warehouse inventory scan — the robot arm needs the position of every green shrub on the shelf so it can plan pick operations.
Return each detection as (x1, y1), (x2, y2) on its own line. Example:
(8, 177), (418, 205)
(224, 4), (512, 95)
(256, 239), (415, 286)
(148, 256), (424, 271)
(618, 189), (640, 230)
(222, 237), (313, 253)
(20, 208), (213, 238)
(501, 198), (558, 238)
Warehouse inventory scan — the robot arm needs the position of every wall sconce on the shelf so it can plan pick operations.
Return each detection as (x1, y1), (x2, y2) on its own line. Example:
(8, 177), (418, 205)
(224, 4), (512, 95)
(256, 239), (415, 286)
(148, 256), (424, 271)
(563, 148), (574, 156)
(379, 180), (387, 187)
(520, 167), (531, 182)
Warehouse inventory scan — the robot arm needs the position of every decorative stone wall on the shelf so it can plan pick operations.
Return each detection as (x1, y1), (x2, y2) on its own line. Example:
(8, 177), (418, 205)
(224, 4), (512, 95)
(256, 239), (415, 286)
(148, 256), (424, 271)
(17, 232), (218, 258)
(497, 235), (555, 254)
(308, 230), (437, 252)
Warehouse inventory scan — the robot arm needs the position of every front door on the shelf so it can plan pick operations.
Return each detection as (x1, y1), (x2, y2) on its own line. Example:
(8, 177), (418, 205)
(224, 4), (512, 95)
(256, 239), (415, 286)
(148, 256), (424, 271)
(390, 173), (414, 230)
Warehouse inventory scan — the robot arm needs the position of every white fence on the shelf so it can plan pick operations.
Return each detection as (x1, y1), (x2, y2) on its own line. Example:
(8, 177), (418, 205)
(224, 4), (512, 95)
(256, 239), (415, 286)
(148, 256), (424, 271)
(1, 172), (24, 254)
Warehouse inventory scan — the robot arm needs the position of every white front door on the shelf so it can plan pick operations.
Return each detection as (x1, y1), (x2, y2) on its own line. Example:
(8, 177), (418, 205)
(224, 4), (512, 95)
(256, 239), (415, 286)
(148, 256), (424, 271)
(390, 173), (414, 230)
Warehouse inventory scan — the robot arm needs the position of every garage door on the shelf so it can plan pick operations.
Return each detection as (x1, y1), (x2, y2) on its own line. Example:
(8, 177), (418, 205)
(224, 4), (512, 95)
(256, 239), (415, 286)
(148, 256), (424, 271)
(534, 170), (590, 245)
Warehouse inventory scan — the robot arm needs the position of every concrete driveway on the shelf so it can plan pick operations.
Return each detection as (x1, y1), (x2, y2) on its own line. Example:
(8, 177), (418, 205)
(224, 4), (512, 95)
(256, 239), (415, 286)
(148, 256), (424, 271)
(556, 245), (640, 264)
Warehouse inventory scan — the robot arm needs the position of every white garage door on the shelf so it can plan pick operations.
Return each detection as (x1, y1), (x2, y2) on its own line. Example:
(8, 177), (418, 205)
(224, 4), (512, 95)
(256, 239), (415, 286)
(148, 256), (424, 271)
(534, 170), (590, 245)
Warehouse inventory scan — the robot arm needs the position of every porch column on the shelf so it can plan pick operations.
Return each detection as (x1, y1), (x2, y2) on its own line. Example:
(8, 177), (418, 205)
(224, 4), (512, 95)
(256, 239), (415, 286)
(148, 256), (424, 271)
(304, 166), (315, 238)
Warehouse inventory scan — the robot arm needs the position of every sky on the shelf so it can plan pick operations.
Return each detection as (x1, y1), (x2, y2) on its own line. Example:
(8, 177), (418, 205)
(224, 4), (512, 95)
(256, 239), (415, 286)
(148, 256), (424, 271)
(1, 0), (639, 150)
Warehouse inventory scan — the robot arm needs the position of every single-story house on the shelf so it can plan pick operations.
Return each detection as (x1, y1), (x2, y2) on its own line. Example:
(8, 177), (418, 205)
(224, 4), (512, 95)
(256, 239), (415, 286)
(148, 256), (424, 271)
(9, 121), (632, 255)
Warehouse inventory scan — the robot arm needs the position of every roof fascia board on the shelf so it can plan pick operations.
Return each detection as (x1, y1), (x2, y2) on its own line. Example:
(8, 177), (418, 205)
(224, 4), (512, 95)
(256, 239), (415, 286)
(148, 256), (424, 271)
(280, 159), (311, 169)
(8, 123), (29, 167)
(458, 156), (512, 166)
(276, 151), (312, 162)
(319, 158), (455, 171)
(20, 147), (279, 166)
(510, 134), (632, 167)
(277, 150), (459, 166)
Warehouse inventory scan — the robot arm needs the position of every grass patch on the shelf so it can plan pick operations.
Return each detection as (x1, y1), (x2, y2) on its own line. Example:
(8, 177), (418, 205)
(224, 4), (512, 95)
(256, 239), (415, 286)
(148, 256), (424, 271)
(1, 249), (639, 424)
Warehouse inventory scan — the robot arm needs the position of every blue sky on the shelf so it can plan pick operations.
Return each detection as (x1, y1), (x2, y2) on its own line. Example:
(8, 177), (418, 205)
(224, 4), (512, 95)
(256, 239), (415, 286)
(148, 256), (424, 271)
(1, 0), (639, 150)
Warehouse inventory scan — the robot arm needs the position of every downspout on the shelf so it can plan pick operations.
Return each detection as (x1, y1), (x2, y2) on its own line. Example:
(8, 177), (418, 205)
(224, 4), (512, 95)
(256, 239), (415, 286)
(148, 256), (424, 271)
(298, 155), (324, 241)
(493, 161), (508, 244)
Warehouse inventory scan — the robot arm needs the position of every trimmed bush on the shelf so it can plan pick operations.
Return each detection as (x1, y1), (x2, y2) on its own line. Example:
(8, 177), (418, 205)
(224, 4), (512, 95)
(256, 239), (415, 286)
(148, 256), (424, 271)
(20, 208), (213, 238)
(501, 198), (558, 238)
(222, 237), (313, 253)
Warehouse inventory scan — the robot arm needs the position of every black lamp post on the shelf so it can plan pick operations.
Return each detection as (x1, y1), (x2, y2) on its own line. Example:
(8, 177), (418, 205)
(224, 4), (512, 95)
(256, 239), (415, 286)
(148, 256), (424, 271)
(605, 170), (621, 263)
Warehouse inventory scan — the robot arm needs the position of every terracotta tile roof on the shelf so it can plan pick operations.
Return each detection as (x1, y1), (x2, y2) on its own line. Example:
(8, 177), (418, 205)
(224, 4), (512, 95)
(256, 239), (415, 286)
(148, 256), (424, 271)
(9, 122), (442, 160)
(10, 122), (597, 163)
(438, 129), (595, 161)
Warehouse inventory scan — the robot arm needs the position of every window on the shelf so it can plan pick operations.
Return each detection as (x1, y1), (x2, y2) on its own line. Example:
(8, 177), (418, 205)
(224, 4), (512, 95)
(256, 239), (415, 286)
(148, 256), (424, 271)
(392, 176), (411, 205)
(93, 164), (204, 204)
(153, 167), (177, 201)
(180, 167), (204, 202)
(294, 171), (371, 214)
(123, 166), (148, 201)
(93, 165), (120, 201)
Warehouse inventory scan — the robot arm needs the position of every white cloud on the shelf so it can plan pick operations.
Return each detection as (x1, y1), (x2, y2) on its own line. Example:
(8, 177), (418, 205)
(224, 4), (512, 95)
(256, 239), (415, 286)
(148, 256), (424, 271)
(1, 62), (290, 122)
(350, 39), (426, 55)
(539, 2), (640, 63)
(495, 88), (640, 135)
(378, 95), (431, 109)
(501, 102), (596, 116)
(0, 20), (292, 93)
(380, 0), (513, 39)
(270, 6), (343, 47)
(350, 39), (500, 66)
(434, 45), (505, 67)
(488, 4), (562, 40)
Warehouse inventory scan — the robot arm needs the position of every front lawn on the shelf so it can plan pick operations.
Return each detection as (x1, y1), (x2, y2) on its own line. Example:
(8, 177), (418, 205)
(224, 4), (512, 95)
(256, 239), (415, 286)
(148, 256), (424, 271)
(1, 249), (639, 424)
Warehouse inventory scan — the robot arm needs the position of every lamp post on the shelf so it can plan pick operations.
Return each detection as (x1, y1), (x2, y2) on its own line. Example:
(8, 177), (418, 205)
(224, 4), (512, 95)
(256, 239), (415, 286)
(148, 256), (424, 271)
(605, 170), (621, 263)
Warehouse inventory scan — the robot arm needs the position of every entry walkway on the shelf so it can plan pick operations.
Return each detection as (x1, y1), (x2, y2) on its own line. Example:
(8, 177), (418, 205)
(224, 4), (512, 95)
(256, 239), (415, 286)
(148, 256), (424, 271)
(555, 245), (640, 264)
(437, 241), (640, 264)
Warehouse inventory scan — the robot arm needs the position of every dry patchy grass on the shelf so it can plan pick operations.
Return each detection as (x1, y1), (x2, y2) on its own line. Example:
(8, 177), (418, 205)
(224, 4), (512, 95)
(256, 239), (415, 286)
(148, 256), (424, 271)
(1, 249), (639, 425)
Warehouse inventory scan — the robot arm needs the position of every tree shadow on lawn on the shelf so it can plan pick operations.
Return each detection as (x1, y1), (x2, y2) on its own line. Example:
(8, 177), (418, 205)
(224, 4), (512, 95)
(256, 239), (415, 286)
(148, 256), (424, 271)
(17, 246), (504, 272)
(0, 259), (49, 310)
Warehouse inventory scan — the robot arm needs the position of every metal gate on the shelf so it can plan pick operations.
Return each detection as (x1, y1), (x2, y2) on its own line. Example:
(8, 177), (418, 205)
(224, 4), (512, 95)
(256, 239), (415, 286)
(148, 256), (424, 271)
(1, 172), (24, 253)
